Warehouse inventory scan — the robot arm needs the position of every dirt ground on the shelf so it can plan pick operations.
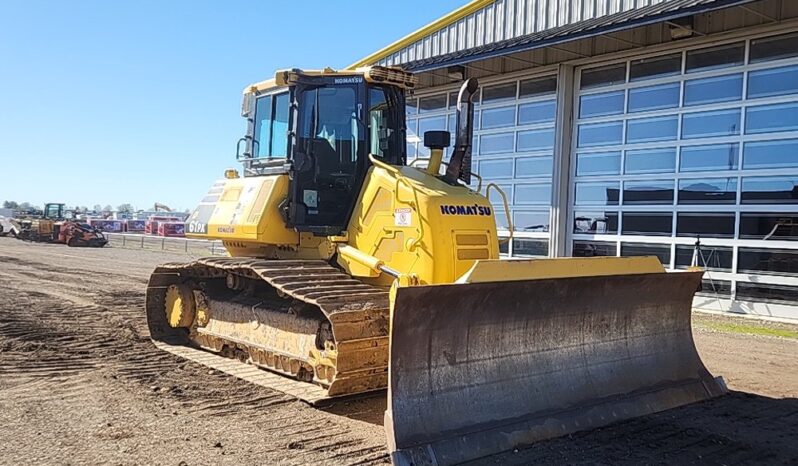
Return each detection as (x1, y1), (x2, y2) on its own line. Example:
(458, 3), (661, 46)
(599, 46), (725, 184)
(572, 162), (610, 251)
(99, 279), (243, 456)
(0, 237), (796, 465)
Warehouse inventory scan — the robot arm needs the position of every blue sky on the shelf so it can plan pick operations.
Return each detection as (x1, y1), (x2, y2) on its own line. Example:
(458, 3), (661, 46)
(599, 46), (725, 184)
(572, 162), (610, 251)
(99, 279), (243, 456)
(0, 0), (464, 211)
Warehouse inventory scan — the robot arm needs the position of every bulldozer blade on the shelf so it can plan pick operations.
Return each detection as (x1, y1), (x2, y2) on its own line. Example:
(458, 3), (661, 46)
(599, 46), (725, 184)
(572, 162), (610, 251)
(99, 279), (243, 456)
(385, 271), (726, 466)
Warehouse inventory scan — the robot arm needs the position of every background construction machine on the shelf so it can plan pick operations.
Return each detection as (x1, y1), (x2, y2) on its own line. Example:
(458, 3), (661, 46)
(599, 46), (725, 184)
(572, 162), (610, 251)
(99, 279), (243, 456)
(0, 216), (20, 237)
(16, 203), (107, 247)
(146, 66), (725, 465)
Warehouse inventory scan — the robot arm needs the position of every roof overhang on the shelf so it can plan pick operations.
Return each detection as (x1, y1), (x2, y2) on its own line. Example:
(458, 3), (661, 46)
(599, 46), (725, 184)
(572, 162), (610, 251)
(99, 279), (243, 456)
(347, 0), (495, 69)
(381, 0), (759, 73)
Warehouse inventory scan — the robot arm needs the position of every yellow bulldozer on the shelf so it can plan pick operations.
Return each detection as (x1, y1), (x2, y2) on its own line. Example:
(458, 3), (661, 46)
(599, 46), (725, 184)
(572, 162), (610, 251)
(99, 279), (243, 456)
(146, 66), (725, 465)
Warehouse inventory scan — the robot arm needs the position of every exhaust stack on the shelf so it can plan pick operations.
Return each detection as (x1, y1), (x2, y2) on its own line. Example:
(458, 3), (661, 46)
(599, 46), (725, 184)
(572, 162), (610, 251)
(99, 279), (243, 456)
(443, 78), (478, 185)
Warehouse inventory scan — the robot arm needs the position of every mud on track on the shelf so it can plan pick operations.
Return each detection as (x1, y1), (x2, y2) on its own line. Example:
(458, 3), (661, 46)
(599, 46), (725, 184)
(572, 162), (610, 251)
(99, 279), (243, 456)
(0, 237), (796, 465)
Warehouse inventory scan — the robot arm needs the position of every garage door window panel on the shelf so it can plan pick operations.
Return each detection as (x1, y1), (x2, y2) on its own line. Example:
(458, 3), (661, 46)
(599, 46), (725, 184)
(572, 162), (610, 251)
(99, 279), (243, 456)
(741, 176), (798, 204)
(750, 32), (798, 64)
(573, 211), (618, 234)
(575, 182), (620, 206)
(481, 106), (516, 129)
(518, 100), (556, 125)
(626, 116), (678, 143)
(629, 53), (682, 82)
(675, 245), (732, 271)
(684, 74), (743, 106)
(676, 212), (736, 238)
(680, 144), (738, 172)
(682, 109), (741, 139)
(736, 282), (798, 303)
(577, 122), (623, 148)
(573, 241), (617, 257)
(746, 102), (798, 134)
(740, 213), (798, 240)
(625, 148), (676, 174)
(479, 159), (513, 179)
(480, 132), (514, 154)
(576, 151), (621, 176)
(678, 178), (738, 204)
(482, 83), (517, 103)
(514, 211), (550, 232)
(738, 248), (798, 276)
(622, 213), (673, 236)
(621, 242), (671, 264)
(517, 128), (555, 152)
(623, 181), (675, 205)
(628, 83), (680, 113)
(579, 91), (625, 118)
(686, 43), (745, 73)
(581, 64), (627, 89)
(519, 76), (557, 98)
(513, 239), (549, 257)
(748, 65), (798, 99)
(743, 139), (798, 170)
(515, 156), (552, 178)
(515, 183), (552, 205)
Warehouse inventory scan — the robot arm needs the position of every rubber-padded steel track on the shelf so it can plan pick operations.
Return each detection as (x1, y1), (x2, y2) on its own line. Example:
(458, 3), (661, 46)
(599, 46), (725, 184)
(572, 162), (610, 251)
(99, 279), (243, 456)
(146, 257), (390, 404)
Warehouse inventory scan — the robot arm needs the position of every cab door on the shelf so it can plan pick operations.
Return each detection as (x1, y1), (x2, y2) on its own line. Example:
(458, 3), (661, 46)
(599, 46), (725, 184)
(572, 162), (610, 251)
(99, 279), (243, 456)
(288, 81), (367, 235)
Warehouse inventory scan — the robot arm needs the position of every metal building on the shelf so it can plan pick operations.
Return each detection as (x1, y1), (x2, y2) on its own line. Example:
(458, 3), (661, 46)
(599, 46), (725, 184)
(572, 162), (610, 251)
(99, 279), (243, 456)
(352, 0), (798, 321)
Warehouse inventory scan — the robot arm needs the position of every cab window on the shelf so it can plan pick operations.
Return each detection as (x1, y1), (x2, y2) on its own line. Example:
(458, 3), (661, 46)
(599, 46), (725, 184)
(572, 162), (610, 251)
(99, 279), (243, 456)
(368, 86), (405, 165)
(253, 92), (289, 158)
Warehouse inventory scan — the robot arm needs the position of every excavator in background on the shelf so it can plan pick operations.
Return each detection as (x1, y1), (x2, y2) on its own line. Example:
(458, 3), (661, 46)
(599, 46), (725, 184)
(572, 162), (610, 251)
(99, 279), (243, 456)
(153, 203), (173, 212)
(16, 203), (107, 247)
(146, 66), (725, 465)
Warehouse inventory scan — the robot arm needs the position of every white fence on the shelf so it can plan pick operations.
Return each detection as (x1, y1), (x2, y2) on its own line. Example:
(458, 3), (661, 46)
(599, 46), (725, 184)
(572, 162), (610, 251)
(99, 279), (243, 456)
(105, 233), (226, 256)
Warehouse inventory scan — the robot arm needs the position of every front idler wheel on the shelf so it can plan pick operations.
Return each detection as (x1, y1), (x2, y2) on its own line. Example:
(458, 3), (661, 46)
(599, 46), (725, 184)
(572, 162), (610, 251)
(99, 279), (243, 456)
(164, 284), (196, 328)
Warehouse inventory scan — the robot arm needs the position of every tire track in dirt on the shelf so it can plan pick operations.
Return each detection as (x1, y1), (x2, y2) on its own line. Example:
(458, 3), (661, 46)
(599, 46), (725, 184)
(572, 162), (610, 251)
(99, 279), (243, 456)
(0, 243), (390, 465)
(0, 269), (290, 417)
(4, 238), (796, 465)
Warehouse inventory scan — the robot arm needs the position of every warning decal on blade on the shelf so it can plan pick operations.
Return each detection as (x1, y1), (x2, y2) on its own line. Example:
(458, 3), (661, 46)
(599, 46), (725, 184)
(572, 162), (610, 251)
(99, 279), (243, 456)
(394, 208), (412, 227)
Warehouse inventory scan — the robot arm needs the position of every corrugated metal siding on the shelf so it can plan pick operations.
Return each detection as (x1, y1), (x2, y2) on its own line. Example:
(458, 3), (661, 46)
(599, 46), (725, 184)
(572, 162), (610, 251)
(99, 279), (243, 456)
(377, 0), (671, 66)
(393, 0), (759, 71)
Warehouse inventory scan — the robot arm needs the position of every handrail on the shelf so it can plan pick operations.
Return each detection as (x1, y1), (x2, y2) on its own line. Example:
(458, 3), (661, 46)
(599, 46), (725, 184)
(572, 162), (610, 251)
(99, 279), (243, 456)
(485, 183), (513, 245)
(369, 153), (400, 173)
(407, 158), (483, 193)
(239, 156), (288, 166)
(469, 171), (483, 194)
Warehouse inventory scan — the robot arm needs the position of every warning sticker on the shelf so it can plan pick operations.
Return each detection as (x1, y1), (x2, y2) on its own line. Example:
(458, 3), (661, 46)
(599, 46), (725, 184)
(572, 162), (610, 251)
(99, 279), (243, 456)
(303, 190), (318, 208)
(394, 208), (412, 227)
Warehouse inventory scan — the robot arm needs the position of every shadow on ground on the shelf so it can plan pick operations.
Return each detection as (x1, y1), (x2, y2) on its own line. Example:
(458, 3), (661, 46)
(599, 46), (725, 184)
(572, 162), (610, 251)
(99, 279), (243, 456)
(466, 391), (798, 465)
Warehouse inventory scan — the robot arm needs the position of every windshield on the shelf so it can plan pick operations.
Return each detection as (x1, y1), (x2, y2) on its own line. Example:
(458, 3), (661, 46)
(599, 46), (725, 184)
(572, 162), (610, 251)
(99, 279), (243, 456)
(252, 91), (289, 159)
(297, 86), (362, 172)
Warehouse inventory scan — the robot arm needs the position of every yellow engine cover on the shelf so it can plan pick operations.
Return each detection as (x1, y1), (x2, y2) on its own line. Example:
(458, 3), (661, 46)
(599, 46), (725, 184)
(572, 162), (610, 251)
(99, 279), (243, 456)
(186, 175), (299, 253)
(341, 163), (500, 286)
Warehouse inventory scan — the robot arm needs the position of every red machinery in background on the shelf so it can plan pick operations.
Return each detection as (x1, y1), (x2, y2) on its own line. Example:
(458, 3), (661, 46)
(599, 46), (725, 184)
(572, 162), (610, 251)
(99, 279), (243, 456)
(56, 221), (108, 247)
(88, 219), (124, 233)
(124, 219), (146, 233)
(157, 222), (185, 237)
(146, 216), (181, 235)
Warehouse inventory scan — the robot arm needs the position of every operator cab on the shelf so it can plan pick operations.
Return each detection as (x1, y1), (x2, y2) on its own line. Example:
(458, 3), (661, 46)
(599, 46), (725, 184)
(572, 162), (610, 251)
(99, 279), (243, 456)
(238, 67), (412, 236)
(43, 203), (65, 220)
